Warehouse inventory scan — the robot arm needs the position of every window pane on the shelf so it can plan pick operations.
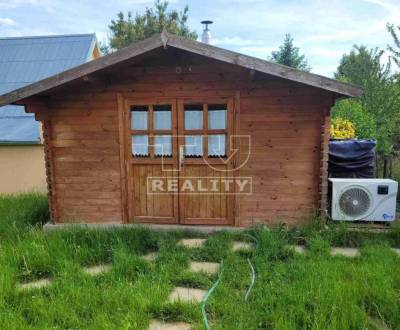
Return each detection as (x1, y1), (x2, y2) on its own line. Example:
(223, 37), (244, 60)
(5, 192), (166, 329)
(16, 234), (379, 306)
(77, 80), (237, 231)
(208, 104), (227, 129)
(154, 135), (172, 157)
(154, 105), (172, 130)
(208, 134), (226, 157)
(185, 135), (203, 157)
(131, 106), (148, 130)
(184, 104), (203, 130)
(132, 135), (148, 156)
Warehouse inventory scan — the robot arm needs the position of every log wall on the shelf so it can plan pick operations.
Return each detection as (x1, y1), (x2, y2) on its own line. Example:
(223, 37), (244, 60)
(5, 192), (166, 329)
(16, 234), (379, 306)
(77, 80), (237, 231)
(41, 54), (331, 226)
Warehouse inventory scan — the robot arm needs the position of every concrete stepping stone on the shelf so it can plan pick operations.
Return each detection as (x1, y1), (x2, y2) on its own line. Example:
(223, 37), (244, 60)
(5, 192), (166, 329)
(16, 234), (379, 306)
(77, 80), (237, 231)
(290, 245), (306, 254)
(142, 252), (158, 261)
(391, 248), (400, 256)
(149, 320), (191, 330)
(178, 238), (206, 249)
(368, 316), (390, 330)
(169, 286), (207, 303)
(331, 247), (359, 257)
(232, 241), (253, 252)
(189, 261), (220, 275)
(83, 264), (112, 276)
(18, 278), (51, 290)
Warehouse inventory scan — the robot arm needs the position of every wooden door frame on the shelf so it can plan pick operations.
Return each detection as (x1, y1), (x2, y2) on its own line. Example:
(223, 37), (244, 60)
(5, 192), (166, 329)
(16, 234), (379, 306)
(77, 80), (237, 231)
(177, 97), (235, 225)
(117, 94), (238, 226)
(118, 95), (179, 224)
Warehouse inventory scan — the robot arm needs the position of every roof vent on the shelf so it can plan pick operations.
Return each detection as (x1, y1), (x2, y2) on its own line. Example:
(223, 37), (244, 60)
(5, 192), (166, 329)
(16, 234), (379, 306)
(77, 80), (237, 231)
(201, 20), (213, 44)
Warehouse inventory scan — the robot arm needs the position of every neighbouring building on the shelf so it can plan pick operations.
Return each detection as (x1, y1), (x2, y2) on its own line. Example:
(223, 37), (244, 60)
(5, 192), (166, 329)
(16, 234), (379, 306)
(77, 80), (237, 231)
(0, 33), (99, 194)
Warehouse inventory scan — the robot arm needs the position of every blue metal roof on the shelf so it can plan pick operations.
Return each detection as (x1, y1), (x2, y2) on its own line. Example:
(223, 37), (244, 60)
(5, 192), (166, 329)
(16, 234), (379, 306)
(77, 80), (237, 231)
(0, 34), (97, 144)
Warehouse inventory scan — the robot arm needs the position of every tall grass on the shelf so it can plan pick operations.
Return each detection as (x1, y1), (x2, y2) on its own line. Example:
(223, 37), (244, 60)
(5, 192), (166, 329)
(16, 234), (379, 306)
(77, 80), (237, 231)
(0, 194), (399, 329)
(0, 192), (49, 240)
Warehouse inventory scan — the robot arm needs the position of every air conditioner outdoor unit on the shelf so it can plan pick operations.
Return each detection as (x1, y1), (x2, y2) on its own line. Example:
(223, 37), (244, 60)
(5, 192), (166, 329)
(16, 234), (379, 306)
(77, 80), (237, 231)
(329, 178), (398, 221)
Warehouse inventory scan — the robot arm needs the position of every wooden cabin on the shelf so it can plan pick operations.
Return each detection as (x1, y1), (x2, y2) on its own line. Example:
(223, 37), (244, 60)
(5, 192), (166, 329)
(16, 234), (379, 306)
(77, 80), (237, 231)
(0, 31), (362, 227)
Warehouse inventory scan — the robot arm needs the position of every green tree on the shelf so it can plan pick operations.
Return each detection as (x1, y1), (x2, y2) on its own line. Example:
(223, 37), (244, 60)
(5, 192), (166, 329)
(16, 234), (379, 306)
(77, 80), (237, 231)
(269, 34), (311, 71)
(332, 45), (400, 176)
(331, 99), (376, 139)
(387, 23), (400, 67)
(105, 0), (197, 52)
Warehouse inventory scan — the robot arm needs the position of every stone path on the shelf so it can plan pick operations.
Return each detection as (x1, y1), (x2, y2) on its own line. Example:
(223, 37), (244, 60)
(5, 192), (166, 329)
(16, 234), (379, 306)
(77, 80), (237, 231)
(290, 245), (400, 258)
(392, 248), (400, 255)
(290, 245), (306, 254)
(18, 278), (51, 290)
(149, 320), (191, 330)
(331, 247), (360, 257)
(178, 238), (207, 248)
(232, 241), (253, 252)
(368, 316), (390, 330)
(16, 235), (400, 308)
(143, 252), (158, 261)
(83, 264), (112, 276)
(189, 261), (219, 275)
(169, 286), (207, 303)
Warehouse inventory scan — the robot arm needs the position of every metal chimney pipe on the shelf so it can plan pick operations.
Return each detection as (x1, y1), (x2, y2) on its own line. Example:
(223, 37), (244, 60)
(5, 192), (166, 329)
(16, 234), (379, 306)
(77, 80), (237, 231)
(201, 20), (213, 44)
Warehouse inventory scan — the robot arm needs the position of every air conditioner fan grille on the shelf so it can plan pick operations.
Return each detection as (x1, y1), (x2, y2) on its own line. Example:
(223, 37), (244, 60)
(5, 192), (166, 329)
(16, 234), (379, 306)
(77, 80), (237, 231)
(339, 187), (371, 217)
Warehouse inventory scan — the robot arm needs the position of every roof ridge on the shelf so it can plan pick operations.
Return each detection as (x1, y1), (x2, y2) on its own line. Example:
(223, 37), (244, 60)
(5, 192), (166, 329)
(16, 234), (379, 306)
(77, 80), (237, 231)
(0, 31), (362, 106)
(0, 33), (96, 41)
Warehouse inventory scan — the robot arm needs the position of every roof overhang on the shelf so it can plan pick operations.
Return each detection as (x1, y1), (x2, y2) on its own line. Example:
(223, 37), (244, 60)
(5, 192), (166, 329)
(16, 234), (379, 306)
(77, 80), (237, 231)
(0, 30), (362, 107)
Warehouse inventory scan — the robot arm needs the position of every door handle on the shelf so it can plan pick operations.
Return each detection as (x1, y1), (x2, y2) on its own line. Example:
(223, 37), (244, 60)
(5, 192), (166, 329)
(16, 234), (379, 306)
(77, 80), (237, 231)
(179, 145), (184, 170)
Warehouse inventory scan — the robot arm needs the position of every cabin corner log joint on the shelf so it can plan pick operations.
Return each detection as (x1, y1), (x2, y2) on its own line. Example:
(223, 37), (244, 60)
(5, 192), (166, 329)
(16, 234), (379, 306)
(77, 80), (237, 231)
(21, 99), (58, 220)
(0, 32), (362, 227)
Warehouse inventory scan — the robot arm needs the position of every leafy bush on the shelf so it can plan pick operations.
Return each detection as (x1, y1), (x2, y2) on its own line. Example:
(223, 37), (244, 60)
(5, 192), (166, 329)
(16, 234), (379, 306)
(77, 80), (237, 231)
(330, 117), (356, 139)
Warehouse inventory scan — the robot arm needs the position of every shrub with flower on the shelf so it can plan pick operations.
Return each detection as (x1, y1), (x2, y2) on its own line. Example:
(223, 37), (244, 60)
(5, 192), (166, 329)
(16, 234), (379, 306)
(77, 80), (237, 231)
(330, 118), (356, 139)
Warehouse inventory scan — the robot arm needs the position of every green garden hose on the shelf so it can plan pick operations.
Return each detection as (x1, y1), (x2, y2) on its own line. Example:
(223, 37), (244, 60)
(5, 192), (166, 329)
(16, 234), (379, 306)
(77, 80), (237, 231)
(244, 258), (255, 301)
(201, 234), (259, 329)
(244, 234), (259, 302)
(201, 259), (224, 330)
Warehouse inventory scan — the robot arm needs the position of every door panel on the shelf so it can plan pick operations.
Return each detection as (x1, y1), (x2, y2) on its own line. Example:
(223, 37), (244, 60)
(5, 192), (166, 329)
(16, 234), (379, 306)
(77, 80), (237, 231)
(127, 99), (179, 224)
(179, 165), (231, 224)
(130, 164), (178, 223)
(177, 99), (234, 225)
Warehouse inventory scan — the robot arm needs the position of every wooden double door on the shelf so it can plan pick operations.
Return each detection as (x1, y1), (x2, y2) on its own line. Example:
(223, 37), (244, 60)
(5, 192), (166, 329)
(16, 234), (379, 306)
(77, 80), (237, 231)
(123, 97), (235, 225)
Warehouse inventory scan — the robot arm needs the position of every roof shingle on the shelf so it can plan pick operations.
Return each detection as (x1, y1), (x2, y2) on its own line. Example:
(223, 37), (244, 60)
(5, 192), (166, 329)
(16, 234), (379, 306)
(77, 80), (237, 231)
(0, 33), (97, 143)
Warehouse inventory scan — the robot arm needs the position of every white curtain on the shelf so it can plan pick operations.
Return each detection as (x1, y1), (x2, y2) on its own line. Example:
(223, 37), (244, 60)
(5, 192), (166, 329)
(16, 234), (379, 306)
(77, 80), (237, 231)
(208, 134), (226, 156)
(154, 110), (171, 129)
(185, 111), (203, 130)
(132, 135), (148, 156)
(208, 110), (226, 129)
(185, 135), (203, 156)
(131, 111), (148, 130)
(154, 135), (172, 156)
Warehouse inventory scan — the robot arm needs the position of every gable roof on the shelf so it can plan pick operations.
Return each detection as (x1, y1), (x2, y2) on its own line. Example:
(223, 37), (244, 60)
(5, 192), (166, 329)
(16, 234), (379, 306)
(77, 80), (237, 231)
(0, 33), (98, 144)
(0, 106), (40, 145)
(0, 30), (362, 107)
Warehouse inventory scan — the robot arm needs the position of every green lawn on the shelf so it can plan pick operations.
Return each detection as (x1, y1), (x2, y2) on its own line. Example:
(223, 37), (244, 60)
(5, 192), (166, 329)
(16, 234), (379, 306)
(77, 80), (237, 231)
(1, 193), (400, 329)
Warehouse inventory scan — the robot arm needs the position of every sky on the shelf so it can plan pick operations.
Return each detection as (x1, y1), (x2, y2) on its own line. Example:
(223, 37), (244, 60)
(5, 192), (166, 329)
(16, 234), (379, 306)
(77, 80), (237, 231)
(0, 0), (398, 77)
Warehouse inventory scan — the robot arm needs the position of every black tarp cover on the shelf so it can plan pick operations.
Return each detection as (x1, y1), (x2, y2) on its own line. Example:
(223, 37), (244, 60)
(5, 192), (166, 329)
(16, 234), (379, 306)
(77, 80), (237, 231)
(328, 139), (376, 178)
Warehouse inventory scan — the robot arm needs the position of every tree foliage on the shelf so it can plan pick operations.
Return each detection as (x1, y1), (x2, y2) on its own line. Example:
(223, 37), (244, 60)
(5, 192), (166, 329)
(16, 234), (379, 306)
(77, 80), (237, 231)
(332, 99), (376, 139)
(387, 23), (400, 68)
(269, 34), (311, 71)
(105, 0), (197, 52)
(332, 45), (400, 155)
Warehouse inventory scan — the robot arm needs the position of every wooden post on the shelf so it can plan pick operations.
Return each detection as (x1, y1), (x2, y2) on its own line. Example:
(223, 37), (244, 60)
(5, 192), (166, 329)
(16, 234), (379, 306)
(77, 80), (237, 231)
(318, 94), (333, 219)
(117, 94), (129, 223)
